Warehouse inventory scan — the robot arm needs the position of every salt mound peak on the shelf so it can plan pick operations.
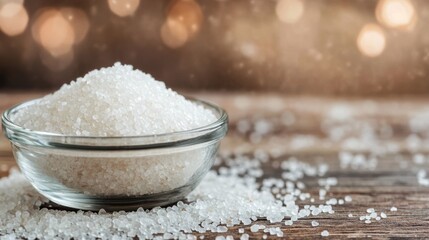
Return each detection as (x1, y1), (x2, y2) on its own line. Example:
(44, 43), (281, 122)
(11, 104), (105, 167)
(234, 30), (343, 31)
(14, 62), (216, 136)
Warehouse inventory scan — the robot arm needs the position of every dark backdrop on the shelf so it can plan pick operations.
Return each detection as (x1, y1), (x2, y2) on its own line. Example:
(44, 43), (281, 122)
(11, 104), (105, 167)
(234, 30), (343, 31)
(0, 0), (427, 95)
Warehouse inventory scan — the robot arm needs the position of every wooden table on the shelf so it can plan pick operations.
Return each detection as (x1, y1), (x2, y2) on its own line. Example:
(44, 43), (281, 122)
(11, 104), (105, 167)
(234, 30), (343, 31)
(1, 91), (429, 239)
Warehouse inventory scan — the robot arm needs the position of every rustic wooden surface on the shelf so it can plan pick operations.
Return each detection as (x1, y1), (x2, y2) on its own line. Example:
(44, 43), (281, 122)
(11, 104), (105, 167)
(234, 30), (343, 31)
(1, 91), (429, 239)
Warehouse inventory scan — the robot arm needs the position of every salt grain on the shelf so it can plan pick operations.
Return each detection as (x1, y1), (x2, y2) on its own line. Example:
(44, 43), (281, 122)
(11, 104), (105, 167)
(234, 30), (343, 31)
(250, 224), (259, 232)
(217, 226), (228, 233)
(284, 220), (293, 226)
(321, 230), (329, 237)
(240, 234), (249, 240)
(344, 195), (352, 202)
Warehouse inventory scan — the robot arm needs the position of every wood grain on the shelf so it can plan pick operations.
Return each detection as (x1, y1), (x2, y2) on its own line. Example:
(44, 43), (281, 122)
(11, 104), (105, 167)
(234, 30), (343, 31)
(1, 92), (429, 239)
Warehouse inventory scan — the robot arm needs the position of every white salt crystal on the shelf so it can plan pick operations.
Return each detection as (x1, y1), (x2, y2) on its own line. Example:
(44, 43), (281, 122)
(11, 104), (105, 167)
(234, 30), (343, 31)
(240, 234), (249, 240)
(390, 207), (397, 212)
(380, 212), (387, 218)
(311, 208), (321, 216)
(250, 224), (259, 232)
(241, 219), (252, 225)
(326, 198), (337, 205)
(417, 170), (429, 186)
(284, 220), (293, 226)
(344, 195), (352, 202)
(217, 226), (228, 233)
(311, 220), (319, 227)
(321, 230), (329, 237)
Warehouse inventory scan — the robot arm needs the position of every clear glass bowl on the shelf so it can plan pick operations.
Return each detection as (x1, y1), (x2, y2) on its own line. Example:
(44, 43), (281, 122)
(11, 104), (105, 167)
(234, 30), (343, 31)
(1, 98), (228, 211)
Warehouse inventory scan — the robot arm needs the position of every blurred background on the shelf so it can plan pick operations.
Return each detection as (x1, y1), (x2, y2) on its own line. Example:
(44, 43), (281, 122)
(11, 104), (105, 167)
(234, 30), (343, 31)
(0, 0), (427, 95)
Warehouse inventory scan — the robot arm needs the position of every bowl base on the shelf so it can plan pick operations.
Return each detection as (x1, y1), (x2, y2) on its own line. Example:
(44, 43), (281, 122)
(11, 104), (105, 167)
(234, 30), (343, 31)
(35, 183), (196, 211)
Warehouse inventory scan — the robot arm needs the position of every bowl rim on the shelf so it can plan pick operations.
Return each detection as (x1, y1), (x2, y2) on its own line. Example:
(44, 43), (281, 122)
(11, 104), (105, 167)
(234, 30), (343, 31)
(1, 97), (228, 150)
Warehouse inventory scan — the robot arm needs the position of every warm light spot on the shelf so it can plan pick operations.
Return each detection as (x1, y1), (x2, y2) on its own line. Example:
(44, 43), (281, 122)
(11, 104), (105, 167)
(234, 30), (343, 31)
(357, 24), (386, 58)
(0, 0), (23, 8)
(161, 0), (203, 48)
(167, 0), (203, 35)
(0, 2), (28, 36)
(60, 8), (90, 44)
(161, 19), (188, 49)
(32, 9), (56, 44)
(36, 9), (75, 57)
(276, 0), (304, 24)
(240, 42), (258, 59)
(107, 0), (140, 17)
(376, 0), (416, 29)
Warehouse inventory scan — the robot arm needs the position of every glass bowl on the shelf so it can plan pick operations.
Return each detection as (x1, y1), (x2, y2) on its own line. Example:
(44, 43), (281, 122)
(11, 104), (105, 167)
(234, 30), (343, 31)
(1, 98), (228, 211)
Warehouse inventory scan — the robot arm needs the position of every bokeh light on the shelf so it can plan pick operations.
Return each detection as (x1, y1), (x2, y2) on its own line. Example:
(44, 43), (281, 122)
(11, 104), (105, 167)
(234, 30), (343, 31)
(376, 0), (416, 29)
(357, 24), (386, 58)
(108, 0), (140, 17)
(32, 8), (89, 58)
(0, 2), (28, 36)
(161, 0), (203, 48)
(167, 0), (203, 35)
(161, 19), (188, 49)
(60, 8), (90, 44)
(276, 0), (304, 24)
(39, 10), (75, 57)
